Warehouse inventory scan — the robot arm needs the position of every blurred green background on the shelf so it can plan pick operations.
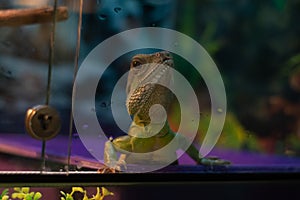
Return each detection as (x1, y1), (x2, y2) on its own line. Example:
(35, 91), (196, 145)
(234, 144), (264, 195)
(174, 0), (300, 155)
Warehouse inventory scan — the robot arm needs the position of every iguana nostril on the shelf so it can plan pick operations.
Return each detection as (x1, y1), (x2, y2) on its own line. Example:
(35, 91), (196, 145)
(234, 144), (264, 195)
(155, 51), (170, 58)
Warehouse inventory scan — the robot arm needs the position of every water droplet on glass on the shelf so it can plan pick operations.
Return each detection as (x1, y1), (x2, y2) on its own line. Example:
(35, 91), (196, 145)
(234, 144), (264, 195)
(98, 14), (107, 21)
(100, 102), (107, 108)
(114, 7), (122, 13)
(100, 101), (111, 108)
(217, 108), (223, 113)
(82, 124), (89, 129)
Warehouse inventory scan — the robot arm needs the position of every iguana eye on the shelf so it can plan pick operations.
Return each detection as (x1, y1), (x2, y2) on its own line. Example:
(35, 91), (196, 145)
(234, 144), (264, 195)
(132, 60), (142, 68)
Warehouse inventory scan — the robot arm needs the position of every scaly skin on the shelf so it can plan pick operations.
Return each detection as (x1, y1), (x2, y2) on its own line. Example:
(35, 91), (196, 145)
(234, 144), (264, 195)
(102, 51), (229, 172)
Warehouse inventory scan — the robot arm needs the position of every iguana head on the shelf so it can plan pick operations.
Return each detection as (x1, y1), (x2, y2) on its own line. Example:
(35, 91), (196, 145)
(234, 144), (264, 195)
(126, 51), (174, 126)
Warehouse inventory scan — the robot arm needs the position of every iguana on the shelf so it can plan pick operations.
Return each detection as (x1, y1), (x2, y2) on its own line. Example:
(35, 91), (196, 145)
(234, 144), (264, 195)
(101, 51), (229, 172)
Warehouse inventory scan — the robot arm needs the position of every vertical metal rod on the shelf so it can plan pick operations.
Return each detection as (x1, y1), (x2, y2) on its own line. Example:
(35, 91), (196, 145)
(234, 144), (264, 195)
(46, 0), (58, 105)
(66, 0), (83, 173)
(41, 0), (58, 173)
(41, 140), (46, 172)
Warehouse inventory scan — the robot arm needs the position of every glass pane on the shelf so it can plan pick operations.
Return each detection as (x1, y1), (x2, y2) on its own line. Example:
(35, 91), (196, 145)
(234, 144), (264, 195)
(0, 0), (77, 171)
(0, 0), (299, 182)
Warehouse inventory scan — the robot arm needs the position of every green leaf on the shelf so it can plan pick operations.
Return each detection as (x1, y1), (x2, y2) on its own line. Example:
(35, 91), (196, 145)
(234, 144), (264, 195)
(71, 187), (84, 193)
(101, 187), (114, 197)
(13, 187), (21, 192)
(25, 194), (33, 200)
(66, 195), (74, 200)
(34, 192), (42, 200)
(21, 187), (30, 194)
(1, 188), (9, 197)
(12, 192), (24, 199)
(82, 191), (89, 200)
(2, 195), (10, 200)
(11, 192), (18, 199)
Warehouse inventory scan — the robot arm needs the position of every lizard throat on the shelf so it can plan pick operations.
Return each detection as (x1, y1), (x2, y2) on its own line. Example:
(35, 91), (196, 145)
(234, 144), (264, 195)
(127, 63), (173, 120)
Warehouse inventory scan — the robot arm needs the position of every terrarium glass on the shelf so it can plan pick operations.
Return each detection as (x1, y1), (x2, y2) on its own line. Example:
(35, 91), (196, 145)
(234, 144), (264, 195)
(1, 0), (300, 199)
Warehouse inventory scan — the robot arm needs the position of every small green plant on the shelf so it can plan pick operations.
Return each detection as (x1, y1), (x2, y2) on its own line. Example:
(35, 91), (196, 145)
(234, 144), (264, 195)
(0, 187), (42, 200)
(1, 187), (113, 200)
(11, 187), (42, 200)
(60, 187), (113, 200)
(0, 188), (10, 200)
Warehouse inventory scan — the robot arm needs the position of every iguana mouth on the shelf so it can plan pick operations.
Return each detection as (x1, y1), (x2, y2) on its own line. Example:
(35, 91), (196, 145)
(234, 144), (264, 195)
(162, 58), (173, 67)
(162, 53), (172, 63)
